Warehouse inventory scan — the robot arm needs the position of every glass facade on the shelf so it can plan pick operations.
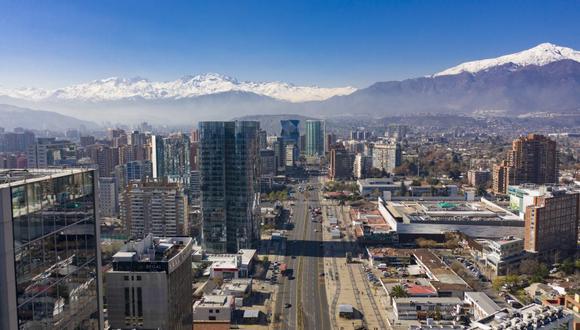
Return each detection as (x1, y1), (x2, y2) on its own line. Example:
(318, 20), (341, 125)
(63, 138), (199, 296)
(280, 119), (300, 146)
(305, 120), (325, 156)
(11, 171), (101, 329)
(199, 121), (260, 253)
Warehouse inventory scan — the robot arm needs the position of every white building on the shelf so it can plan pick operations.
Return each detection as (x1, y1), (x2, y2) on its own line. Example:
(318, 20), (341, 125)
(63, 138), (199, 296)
(482, 236), (526, 276)
(353, 153), (372, 179)
(378, 197), (524, 239)
(193, 295), (234, 322)
(372, 142), (401, 173)
(471, 304), (573, 330)
(464, 292), (501, 320)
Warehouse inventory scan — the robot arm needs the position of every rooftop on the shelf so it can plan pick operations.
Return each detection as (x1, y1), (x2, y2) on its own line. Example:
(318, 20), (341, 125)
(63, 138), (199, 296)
(464, 292), (501, 316)
(112, 234), (192, 264)
(413, 250), (469, 287)
(472, 304), (572, 330)
(0, 168), (92, 188)
(394, 297), (462, 305)
(383, 198), (521, 224)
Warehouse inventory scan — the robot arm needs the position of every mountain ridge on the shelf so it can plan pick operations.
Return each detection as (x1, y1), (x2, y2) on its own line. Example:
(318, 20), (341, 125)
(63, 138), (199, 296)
(0, 73), (356, 103)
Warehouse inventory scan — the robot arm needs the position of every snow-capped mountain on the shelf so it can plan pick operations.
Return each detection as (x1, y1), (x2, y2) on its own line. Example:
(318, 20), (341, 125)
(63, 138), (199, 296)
(434, 43), (580, 77)
(0, 73), (356, 103)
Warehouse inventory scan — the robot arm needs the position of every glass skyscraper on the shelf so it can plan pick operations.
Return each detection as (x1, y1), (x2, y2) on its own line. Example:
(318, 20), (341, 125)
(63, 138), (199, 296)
(280, 119), (300, 146)
(199, 121), (261, 253)
(0, 169), (103, 329)
(305, 120), (325, 156)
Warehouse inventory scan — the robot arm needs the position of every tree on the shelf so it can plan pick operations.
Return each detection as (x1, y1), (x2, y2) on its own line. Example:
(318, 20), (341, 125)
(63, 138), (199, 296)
(559, 258), (575, 275)
(415, 238), (438, 248)
(390, 285), (408, 298)
(399, 181), (407, 196)
(519, 259), (541, 276)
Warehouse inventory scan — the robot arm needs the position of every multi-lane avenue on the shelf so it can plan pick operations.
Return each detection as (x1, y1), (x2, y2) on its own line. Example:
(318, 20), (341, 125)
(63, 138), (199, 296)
(273, 176), (331, 330)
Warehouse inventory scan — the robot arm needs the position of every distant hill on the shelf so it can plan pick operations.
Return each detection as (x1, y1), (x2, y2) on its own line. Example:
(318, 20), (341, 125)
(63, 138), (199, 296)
(0, 104), (97, 131)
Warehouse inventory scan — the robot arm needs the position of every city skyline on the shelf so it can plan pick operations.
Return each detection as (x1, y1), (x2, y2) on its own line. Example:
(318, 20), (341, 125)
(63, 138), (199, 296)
(1, 1), (579, 89)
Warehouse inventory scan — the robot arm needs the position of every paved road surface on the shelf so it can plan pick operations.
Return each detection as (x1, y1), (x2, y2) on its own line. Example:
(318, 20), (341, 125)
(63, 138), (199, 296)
(274, 176), (330, 330)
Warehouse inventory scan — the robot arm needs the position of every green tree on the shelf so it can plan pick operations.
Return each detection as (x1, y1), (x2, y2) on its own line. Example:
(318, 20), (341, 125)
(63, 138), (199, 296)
(559, 259), (575, 275)
(399, 181), (407, 196)
(390, 285), (409, 298)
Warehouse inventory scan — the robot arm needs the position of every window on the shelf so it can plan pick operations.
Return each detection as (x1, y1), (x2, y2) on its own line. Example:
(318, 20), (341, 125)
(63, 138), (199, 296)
(209, 316), (216, 321)
(124, 276), (129, 281)
(137, 288), (143, 317)
(216, 309), (220, 313)
(124, 288), (131, 316)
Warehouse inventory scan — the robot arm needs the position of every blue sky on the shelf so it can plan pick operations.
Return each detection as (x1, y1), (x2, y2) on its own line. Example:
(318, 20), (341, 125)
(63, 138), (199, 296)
(0, 0), (578, 89)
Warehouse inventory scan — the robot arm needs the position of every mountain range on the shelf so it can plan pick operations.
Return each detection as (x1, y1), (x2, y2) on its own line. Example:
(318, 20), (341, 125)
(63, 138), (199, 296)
(0, 42), (579, 125)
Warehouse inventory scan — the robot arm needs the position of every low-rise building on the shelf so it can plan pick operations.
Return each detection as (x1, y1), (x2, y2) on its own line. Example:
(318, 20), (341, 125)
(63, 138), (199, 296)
(413, 250), (470, 298)
(357, 177), (398, 196)
(392, 297), (463, 321)
(481, 236), (526, 276)
(366, 247), (412, 266)
(206, 249), (256, 279)
(471, 304), (574, 330)
(464, 292), (501, 320)
(408, 185), (459, 197)
(352, 208), (398, 244)
(379, 197), (524, 241)
(193, 295), (235, 323)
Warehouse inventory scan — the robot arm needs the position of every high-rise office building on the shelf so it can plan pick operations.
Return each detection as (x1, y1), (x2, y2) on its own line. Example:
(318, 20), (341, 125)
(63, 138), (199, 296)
(305, 120), (325, 157)
(260, 149), (276, 177)
(106, 234), (193, 330)
(271, 136), (286, 174)
(114, 160), (153, 191)
(151, 135), (165, 179)
(280, 119), (300, 146)
(0, 169), (103, 329)
(0, 130), (35, 152)
(372, 142), (402, 173)
(119, 180), (188, 238)
(328, 145), (354, 180)
(493, 134), (558, 194)
(257, 129), (268, 150)
(199, 121), (261, 253)
(27, 138), (78, 168)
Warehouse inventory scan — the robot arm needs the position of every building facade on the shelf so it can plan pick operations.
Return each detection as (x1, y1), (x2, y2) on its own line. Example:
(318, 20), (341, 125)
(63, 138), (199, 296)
(0, 169), (103, 329)
(106, 235), (193, 330)
(372, 142), (402, 173)
(119, 179), (188, 238)
(305, 120), (325, 157)
(199, 121), (261, 253)
(493, 134), (558, 194)
(524, 189), (579, 261)
(280, 119), (300, 146)
(328, 145), (354, 180)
